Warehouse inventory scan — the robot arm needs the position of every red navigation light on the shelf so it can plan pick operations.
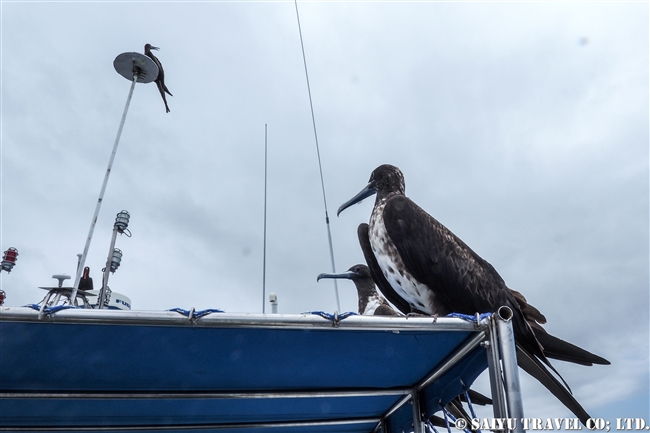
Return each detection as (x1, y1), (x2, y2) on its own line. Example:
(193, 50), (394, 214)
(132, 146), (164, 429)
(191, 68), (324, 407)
(1, 247), (18, 273)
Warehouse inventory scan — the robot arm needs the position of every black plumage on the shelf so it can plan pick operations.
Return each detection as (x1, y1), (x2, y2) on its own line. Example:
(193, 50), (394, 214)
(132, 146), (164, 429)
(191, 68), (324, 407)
(144, 44), (173, 113)
(78, 266), (93, 291)
(338, 164), (609, 425)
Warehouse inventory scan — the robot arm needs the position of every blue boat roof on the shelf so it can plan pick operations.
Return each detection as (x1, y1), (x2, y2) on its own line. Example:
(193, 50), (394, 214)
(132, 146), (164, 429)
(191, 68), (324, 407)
(0, 308), (490, 433)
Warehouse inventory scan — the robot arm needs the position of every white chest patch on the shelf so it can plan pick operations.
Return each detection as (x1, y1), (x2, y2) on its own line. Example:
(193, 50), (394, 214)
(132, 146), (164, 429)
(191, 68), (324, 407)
(369, 202), (436, 315)
(362, 295), (385, 316)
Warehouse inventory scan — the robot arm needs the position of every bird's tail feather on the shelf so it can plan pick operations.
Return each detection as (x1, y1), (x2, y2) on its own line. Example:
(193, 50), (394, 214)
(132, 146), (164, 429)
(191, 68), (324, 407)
(448, 398), (480, 432)
(516, 345), (590, 426)
(461, 389), (492, 406)
(534, 329), (610, 366)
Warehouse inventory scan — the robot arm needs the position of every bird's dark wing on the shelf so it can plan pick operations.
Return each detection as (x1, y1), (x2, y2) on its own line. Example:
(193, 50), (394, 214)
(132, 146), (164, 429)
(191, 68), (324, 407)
(461, 389), (492, 406)
(358, 223), (411, 315)
(512, 288), (609, 366)
(516, 344), (590, 425)
(78, 277), (93, 291)
(382, 196), (553, 365)
(145, 52), (162, 75)
(532, 328), (610, 366)
(382, 196), (521, 321)
(374, 303), (400, 316)
(430, 393), (492, 431)
(510, 288), (547, 326)
(145, 52), (173, 96)
(447, 398), (477, 432)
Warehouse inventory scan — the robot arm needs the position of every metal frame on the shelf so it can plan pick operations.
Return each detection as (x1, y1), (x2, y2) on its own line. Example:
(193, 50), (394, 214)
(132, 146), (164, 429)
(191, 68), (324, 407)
(0, 308), (478, 331)
(0, 419), (383, 432)
(370, 309), (524, 433)
(35, 288), (95, 319)
(484, 307), (525, 433)
(0, 307), (525, 433)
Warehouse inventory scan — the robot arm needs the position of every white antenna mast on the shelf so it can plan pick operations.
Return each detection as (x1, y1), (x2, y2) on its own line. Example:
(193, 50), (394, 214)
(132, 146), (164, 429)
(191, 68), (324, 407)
(70, 52), (158, 304)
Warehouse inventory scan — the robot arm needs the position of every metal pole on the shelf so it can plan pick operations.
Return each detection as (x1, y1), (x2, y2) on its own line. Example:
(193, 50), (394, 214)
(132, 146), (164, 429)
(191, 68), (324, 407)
(97, 225), (119, 309)
(71, 71), (138, 303)
(496, 306), (525, 433)
(486, 317), (508, 420)
(262, 124), (268, 313)
(411, 389), (423, 433)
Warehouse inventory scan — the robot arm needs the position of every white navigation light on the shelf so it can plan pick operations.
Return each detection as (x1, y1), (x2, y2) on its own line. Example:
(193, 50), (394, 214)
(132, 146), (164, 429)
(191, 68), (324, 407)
(115, 210), (130, 233)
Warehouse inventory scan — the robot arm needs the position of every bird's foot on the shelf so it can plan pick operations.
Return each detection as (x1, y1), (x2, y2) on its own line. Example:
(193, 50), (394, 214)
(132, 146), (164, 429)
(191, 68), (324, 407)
(405, 312), (428, 318)
(405, 312), (438, 323)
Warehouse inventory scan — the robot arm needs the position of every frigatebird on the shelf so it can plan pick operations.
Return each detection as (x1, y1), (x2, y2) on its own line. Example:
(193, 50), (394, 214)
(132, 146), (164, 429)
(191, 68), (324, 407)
(317, 263), (491, 430)
(78, 266), (94, 291)
(317, 264), (399, 316)
(144, 44), (173, 113)
(337, 164), (609, 425)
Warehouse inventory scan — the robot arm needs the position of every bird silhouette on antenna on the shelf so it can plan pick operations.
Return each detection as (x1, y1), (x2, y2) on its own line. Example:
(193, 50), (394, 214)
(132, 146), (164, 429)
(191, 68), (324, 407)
(144, 44), (173, 113)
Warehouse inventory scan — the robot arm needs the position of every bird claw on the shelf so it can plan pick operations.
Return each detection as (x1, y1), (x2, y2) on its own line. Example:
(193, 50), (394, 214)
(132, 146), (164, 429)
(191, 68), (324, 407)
(406, 312), (429, 318)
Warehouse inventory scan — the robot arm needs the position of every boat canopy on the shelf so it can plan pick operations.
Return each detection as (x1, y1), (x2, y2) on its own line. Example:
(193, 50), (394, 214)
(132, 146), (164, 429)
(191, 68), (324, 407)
(0, 307), (521, 433)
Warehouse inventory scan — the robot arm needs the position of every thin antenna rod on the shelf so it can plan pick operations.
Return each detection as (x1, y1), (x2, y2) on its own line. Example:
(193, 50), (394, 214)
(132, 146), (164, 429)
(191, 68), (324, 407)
(294, 0), (340, 312)
(262, 124), (268, 313)
(70, 71), (138, 303)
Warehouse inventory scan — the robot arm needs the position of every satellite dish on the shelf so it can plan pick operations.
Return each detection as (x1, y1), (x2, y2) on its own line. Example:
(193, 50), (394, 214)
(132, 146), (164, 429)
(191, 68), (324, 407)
(113, 52), (158, 84)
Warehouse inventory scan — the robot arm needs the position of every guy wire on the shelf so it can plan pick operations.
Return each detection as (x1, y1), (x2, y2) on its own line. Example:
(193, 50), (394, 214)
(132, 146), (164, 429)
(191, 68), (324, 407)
(294, 0), (341, 312)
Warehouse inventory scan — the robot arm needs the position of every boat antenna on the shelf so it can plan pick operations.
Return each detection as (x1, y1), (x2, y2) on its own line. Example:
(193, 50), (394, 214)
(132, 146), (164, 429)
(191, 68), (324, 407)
(294, 0), (340, 312)
(262, 124), (268, 313)
(70, 52), (158, 304)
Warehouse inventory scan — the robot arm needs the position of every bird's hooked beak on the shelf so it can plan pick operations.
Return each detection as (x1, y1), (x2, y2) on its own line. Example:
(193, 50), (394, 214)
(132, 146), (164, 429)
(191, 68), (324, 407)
(317, 271), (355, 282)
(151, 46), (160, 51)
(337, 182), (377, 217)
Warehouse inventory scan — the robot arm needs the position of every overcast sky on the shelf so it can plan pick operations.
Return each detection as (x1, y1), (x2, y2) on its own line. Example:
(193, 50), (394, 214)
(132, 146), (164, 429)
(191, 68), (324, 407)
(1, 0), (648, 426)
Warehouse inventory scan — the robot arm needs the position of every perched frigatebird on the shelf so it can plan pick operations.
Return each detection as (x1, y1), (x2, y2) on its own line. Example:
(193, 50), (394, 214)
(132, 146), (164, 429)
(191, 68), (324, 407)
(78, 266), (94, 291)
(144, 44), (173, 113)
(317, 263), (491, 430)
(337, 164), (609, 425)
(317, 264), (399, 316)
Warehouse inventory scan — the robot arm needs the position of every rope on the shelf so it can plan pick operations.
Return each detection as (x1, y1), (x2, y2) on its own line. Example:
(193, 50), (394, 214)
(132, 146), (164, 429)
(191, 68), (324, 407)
(440, 405), (456, 433)
(426, 419), (440, 433)
(304, 311), (357, 324)
(446, 312), (492, 323)
(463, 389), (482, 433)
(168, 308), (224, 319)
(294, 0), (340, 312)
(24, 304), (80, 315)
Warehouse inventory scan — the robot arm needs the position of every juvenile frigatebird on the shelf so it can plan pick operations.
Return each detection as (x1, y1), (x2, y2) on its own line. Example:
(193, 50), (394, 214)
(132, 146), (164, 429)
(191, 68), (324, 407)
(317, 263), (491, 430)
(144, 44), (173, 113)
(317, 264), (399, 316)
(337, 164), (609, 425)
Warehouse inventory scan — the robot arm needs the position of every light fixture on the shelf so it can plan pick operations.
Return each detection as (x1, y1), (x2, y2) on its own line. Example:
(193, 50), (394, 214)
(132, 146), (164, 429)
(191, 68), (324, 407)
(110, 248), (123, 273)
(115, 210), (130, 233)
(1, 247), (18, 273)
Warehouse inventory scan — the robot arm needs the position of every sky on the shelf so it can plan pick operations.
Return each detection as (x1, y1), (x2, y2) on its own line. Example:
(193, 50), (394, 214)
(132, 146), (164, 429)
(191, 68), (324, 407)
(1, 0), (648, 427)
